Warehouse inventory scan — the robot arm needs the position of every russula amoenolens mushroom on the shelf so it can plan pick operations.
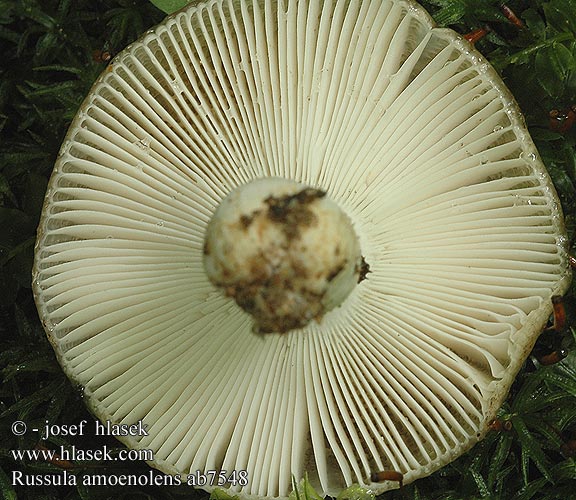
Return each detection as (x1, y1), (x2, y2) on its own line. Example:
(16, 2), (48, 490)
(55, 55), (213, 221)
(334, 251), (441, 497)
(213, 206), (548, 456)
(33, 0), (572, 498)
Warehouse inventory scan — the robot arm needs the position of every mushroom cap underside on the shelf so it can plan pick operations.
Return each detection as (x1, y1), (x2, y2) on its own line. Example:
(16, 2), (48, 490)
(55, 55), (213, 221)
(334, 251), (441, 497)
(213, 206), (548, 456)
(33, 0), (572, 498)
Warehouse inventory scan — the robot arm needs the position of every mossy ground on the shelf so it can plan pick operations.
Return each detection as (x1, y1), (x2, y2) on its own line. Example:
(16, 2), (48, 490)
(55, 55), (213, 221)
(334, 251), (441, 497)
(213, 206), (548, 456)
(1, 1), (575, 499)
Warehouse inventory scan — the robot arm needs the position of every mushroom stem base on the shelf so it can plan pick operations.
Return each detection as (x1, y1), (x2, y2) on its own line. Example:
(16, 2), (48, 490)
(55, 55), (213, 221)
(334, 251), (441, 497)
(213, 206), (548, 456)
(202, 178), (364, 334)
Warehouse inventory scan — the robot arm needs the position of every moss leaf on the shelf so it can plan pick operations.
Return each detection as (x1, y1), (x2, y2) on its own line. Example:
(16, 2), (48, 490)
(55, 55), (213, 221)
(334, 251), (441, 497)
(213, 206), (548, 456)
(148, 0), (190, 14)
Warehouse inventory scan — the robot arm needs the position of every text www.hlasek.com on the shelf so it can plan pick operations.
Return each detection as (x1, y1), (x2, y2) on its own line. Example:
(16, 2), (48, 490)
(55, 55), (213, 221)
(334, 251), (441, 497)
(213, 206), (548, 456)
(10, 419), (249, 487)
(11, 445), (153, 463)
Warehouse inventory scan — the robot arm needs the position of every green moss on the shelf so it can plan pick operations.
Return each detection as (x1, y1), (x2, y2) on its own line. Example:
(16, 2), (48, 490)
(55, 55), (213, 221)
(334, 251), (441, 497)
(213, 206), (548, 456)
(1, 1), (575, 499)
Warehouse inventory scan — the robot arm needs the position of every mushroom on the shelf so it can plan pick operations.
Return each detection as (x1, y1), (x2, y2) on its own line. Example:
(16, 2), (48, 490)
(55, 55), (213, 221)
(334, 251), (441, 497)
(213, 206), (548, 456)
(33, 0), (572, 498)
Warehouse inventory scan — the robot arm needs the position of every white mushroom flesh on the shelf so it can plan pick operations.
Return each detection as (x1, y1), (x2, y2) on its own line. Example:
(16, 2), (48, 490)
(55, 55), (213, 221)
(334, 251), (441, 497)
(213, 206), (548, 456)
(203, 177), (364, 333)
